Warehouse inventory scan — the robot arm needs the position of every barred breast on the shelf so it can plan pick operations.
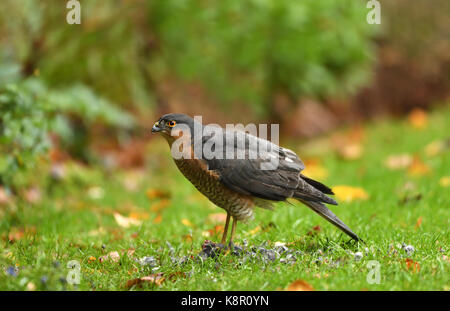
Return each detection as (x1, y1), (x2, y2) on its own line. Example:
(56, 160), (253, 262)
(173, 158), (255, 221)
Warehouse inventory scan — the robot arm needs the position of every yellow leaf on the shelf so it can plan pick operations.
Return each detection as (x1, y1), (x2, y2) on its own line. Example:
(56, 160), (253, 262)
(302, 159), (328, 180)
(332, 185), (369, 202)
(425, 140), (445, 156)
(129, 212), (149, 220)
(407, 157), (430, 177)
(439, 176), (450, 187)
(287, 280), (314, 291)
(408, 108), (428, 129)
(181, 218), (193, 227)
(249, 226), (261, 235)
(114, 212), (142, 228)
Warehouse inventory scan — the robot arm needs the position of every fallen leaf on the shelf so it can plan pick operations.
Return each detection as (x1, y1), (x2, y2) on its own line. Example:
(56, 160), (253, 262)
(332, 185), (369, 202)
(150, 199), (170, 212)
(127, 249), (135, 258)
(88, 256), (97, 262)
(114, 212), (142, 228)
(337, 143), (363, 160)
(129, 212), (150, 220)
(153, 214), (163, 224)
(408, 108), (428, 129)
(439, 176), (450, 187)
(385, 154), (413, 170)
(181, 219), (193, 227)
(407, 157), (431, 177)
(425, 140), (445, 156)
(415, 217), (423, 228)
(302, 159), (329, 180)
(146, 189), (171, 200)
(332, 127), (365, 160)
(405, 258), (420, 273)
(99, 251), (121, 263)
(126, 273), (165, 288)
(287, 280), (314, 291)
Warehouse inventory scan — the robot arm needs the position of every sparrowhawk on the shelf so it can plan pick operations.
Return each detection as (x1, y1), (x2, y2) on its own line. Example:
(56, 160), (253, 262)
(152, 113), (361, 245)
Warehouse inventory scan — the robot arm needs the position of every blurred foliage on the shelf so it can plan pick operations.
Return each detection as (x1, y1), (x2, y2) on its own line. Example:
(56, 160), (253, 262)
(148, 0), (376, 116)
(0, 78), (134, 188)
(0, 0), (376, 117)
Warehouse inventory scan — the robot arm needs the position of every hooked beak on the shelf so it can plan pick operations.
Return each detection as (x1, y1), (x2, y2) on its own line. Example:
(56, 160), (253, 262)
(151, 122), (162, 133)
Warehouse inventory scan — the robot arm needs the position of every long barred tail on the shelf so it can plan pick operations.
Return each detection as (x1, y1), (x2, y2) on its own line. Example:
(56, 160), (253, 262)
(298, 199), (362, 242)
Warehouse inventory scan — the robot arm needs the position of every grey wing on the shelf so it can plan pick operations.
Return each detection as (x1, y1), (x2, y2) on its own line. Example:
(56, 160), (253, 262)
(204, 130), (305, 201)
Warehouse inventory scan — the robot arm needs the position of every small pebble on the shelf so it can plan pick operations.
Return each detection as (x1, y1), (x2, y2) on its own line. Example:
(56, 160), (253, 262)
(354, 252), (363, 261)
(403, 244), (415, 256)
(139, 256), (158, 267)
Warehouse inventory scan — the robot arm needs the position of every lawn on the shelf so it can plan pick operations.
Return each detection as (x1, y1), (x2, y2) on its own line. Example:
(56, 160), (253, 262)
(0, 106), (448, 291)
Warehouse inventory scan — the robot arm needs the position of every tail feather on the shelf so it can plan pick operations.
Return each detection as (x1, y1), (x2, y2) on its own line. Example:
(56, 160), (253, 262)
(298, 199), (362, 241)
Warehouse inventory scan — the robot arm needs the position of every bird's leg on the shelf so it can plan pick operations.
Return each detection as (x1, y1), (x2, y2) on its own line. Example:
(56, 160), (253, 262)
(228, 217), (238, 249)
(220, 213), (231, 245)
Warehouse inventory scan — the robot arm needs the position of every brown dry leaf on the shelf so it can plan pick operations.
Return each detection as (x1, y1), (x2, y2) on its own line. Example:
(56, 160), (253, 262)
(127, 249), (135, 258)
(113, 212), (142, 228)
(7, 226), (36, 242)
(302, 159), (328, 180)
(385, 154), (413, 170)
(207, 213), (227, 224)
(126, 273), (165, 288)
(407, 157), (431, 177)
(415, 217), (423, 228)
(146, 188), (171, 200)
(181, 219), (193, 227)
(8, 228), (24, 242)
(408, 108), (428, 129)
(287, 280), (314, 291)
(439, 176), (450, 187)
(332, 185), (369, 202)
(99, 251), (121, 263)
(153, 214), (163, 224)
(405, 258), (420, 273)
(150, 199), (170, 213)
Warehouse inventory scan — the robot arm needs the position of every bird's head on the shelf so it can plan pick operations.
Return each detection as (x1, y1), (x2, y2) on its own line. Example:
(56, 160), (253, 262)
(151, 113), (196, 141)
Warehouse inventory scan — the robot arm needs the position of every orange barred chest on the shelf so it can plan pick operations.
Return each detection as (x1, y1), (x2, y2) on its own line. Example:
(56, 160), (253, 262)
(173, 158), (255, 221)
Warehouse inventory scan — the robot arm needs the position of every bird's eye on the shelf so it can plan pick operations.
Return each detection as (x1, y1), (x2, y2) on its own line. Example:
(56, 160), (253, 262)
(166, 120), (176, 128)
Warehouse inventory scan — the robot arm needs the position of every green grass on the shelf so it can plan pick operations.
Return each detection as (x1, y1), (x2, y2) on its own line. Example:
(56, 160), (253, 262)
(0, 106), (449, 291)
